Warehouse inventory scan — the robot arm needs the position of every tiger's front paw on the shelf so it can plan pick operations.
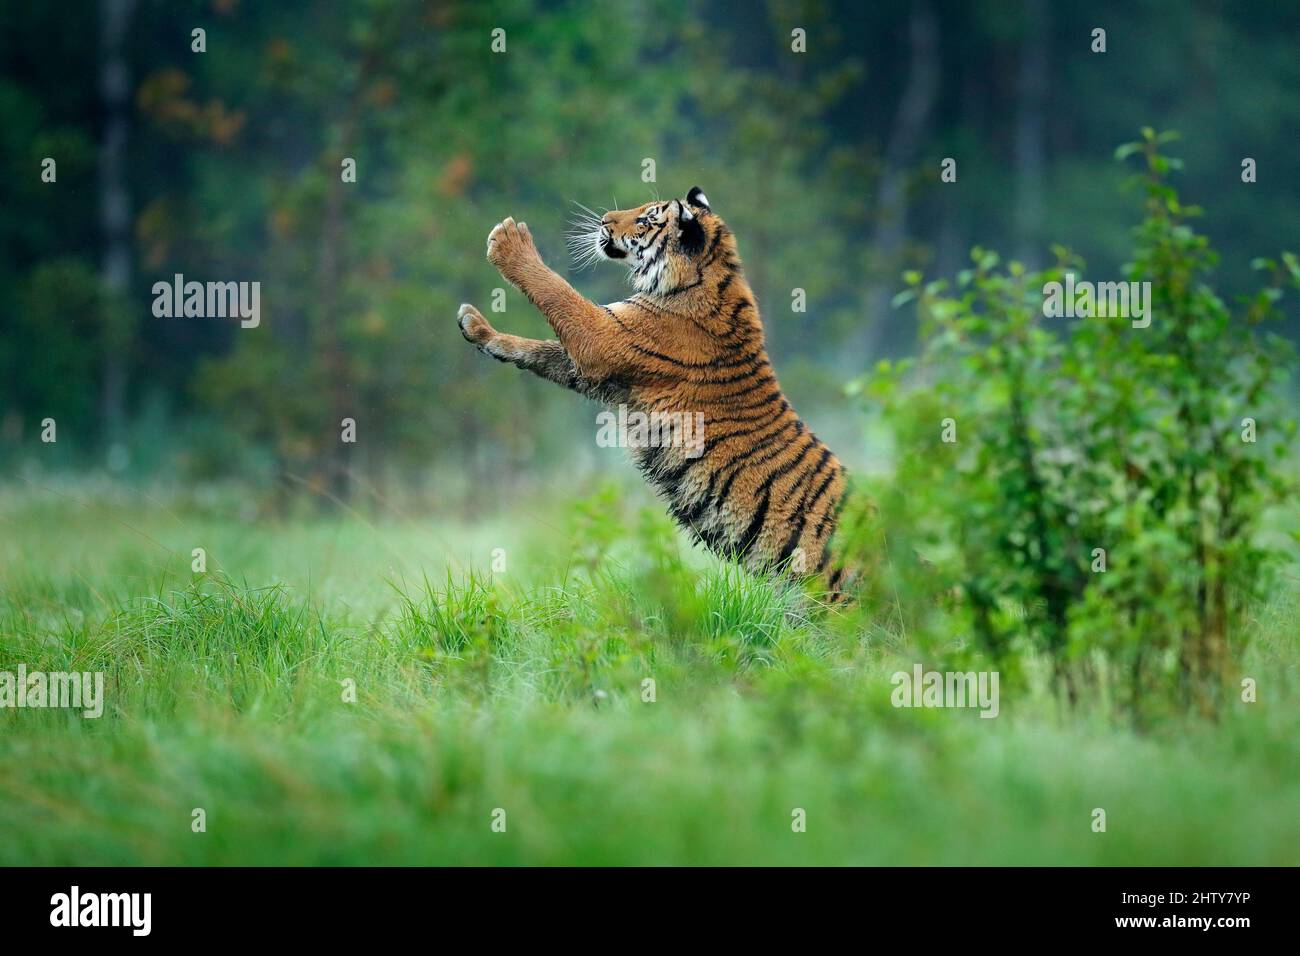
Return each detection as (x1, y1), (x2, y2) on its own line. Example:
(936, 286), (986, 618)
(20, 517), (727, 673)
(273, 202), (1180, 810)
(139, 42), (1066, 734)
(457, 303), (496, 347)
(486, 216), (542, 285)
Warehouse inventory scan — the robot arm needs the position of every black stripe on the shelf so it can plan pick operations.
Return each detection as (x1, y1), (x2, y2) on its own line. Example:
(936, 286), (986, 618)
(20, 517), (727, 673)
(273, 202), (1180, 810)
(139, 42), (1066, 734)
(662, 226), (727, 296)
(623, 286), (759, 356)
(627, 296), (665, 316)
(627, 342), (693, 367)
(702, 402), (788, 432)
(710, 373), (777, 403)
(627, 295), (722, 339)
(626, 341), (767, 374)
(773, 450), (835, 569)
(655, 405), (787, 487)
(714, 436), (818, 556)
(789, 447), (833, 504)
(629, 284), (743, 337)
(709, 430), (798, 505)
(756, 435), (818, 498)
(662, 275), (704, 296)
(624, 334), (768, 379)
(638, 443), (668, 477)
(711, 408), (793, 455)
(607, 307), (632, 333)
(674, 487), (714, 528)
(733, 489), (771, 559)
(695, 522), (729, 553)
(713, 422), (806, 506)
(696, 411), (795, 476)
(804, 463), (840, 517)
(698, 360), (768, 387)
(718, 419), (803, 475)
(775, 522), (805, 570)
(697, 403), (790, 452)
(701, 226), (724, 262)
(723, 390), (787, 415)
(702, 417), (800, 493)
(710, 347), (767, 371)
(812, 484), (848, 539)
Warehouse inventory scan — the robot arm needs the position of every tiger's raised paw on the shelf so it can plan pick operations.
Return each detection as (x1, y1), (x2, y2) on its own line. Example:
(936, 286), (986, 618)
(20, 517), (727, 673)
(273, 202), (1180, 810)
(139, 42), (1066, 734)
(457, 303), (496, 347)
(486, 217), (541, 282)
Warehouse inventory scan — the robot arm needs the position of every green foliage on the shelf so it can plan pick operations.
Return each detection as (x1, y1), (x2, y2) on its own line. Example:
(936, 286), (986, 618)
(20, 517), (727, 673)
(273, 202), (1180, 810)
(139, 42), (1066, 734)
(1, 482), (1298, 864)
(391, 569), (508, 658)
(859, 131), (1297, 720)
(9, 260), (105, 443)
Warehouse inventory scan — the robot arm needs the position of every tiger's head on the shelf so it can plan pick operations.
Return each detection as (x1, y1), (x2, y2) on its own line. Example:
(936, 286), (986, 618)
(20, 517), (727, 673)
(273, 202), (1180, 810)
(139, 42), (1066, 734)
(572, 187), (728, 296)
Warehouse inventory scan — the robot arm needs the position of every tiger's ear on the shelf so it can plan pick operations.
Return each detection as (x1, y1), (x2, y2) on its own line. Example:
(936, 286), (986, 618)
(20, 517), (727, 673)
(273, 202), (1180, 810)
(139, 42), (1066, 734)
(676, 198), (706, 255)
(685, 186), (711, 212)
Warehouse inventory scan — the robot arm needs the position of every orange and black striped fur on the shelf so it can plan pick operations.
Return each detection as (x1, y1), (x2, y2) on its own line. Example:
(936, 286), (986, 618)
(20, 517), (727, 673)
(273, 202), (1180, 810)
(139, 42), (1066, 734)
(457, 187), (854, 601)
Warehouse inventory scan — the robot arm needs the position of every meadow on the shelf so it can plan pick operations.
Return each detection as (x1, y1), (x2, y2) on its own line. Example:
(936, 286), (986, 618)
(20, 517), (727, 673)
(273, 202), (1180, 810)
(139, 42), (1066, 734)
(1, 475), (1296, 866)
(6, 0), (1300, 871)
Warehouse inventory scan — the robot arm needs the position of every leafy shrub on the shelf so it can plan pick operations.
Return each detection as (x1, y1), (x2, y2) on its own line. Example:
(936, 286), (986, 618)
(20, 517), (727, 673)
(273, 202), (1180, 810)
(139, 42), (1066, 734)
(860, 131), (1297, 720)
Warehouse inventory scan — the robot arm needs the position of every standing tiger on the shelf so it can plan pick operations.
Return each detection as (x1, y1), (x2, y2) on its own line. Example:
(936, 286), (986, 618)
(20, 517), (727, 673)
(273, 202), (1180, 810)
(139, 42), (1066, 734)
(457, 187), (855, 601)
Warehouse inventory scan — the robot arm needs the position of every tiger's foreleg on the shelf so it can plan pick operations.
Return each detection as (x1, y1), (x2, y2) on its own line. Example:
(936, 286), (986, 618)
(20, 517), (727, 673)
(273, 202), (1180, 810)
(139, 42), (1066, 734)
(457, 303), (626, 402)
(484, 217), (629, 381)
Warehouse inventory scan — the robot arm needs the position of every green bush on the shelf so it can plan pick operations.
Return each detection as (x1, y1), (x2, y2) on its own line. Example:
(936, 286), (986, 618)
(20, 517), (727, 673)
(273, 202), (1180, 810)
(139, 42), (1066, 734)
(860, 131), (1297, 720)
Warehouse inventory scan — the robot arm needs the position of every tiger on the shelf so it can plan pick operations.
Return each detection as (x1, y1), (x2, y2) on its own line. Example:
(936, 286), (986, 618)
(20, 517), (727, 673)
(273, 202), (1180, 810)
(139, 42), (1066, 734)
(457, 187), (856, 602)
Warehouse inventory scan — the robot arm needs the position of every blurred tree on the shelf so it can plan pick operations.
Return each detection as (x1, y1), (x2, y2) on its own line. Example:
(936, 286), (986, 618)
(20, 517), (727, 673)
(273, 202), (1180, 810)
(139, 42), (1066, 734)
(99, 0), (136, 462)
(1, 0), (1297, 489)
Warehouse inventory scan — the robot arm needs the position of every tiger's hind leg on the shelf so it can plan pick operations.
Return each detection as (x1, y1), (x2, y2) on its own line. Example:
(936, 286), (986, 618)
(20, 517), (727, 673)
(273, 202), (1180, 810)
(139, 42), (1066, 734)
(457, 303), (627, 403)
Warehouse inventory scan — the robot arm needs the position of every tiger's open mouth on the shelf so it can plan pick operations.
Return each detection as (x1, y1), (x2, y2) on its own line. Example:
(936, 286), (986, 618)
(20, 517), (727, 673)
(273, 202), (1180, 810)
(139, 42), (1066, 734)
(600, 235), (627, 260)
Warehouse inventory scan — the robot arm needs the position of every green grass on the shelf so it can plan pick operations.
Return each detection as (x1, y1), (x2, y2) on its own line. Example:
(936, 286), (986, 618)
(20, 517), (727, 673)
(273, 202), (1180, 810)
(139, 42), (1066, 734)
(1, 479), (1298, 865)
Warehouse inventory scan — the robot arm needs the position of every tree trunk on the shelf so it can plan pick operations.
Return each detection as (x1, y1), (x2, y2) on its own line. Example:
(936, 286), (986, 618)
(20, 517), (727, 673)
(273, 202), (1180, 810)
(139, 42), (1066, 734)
(314, 45), (384, 505)
(1013, 0), (1050, 268)
(859, 1), (939, 365)
(317, 166), (354, 504)
(99, 0), (135, 458)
